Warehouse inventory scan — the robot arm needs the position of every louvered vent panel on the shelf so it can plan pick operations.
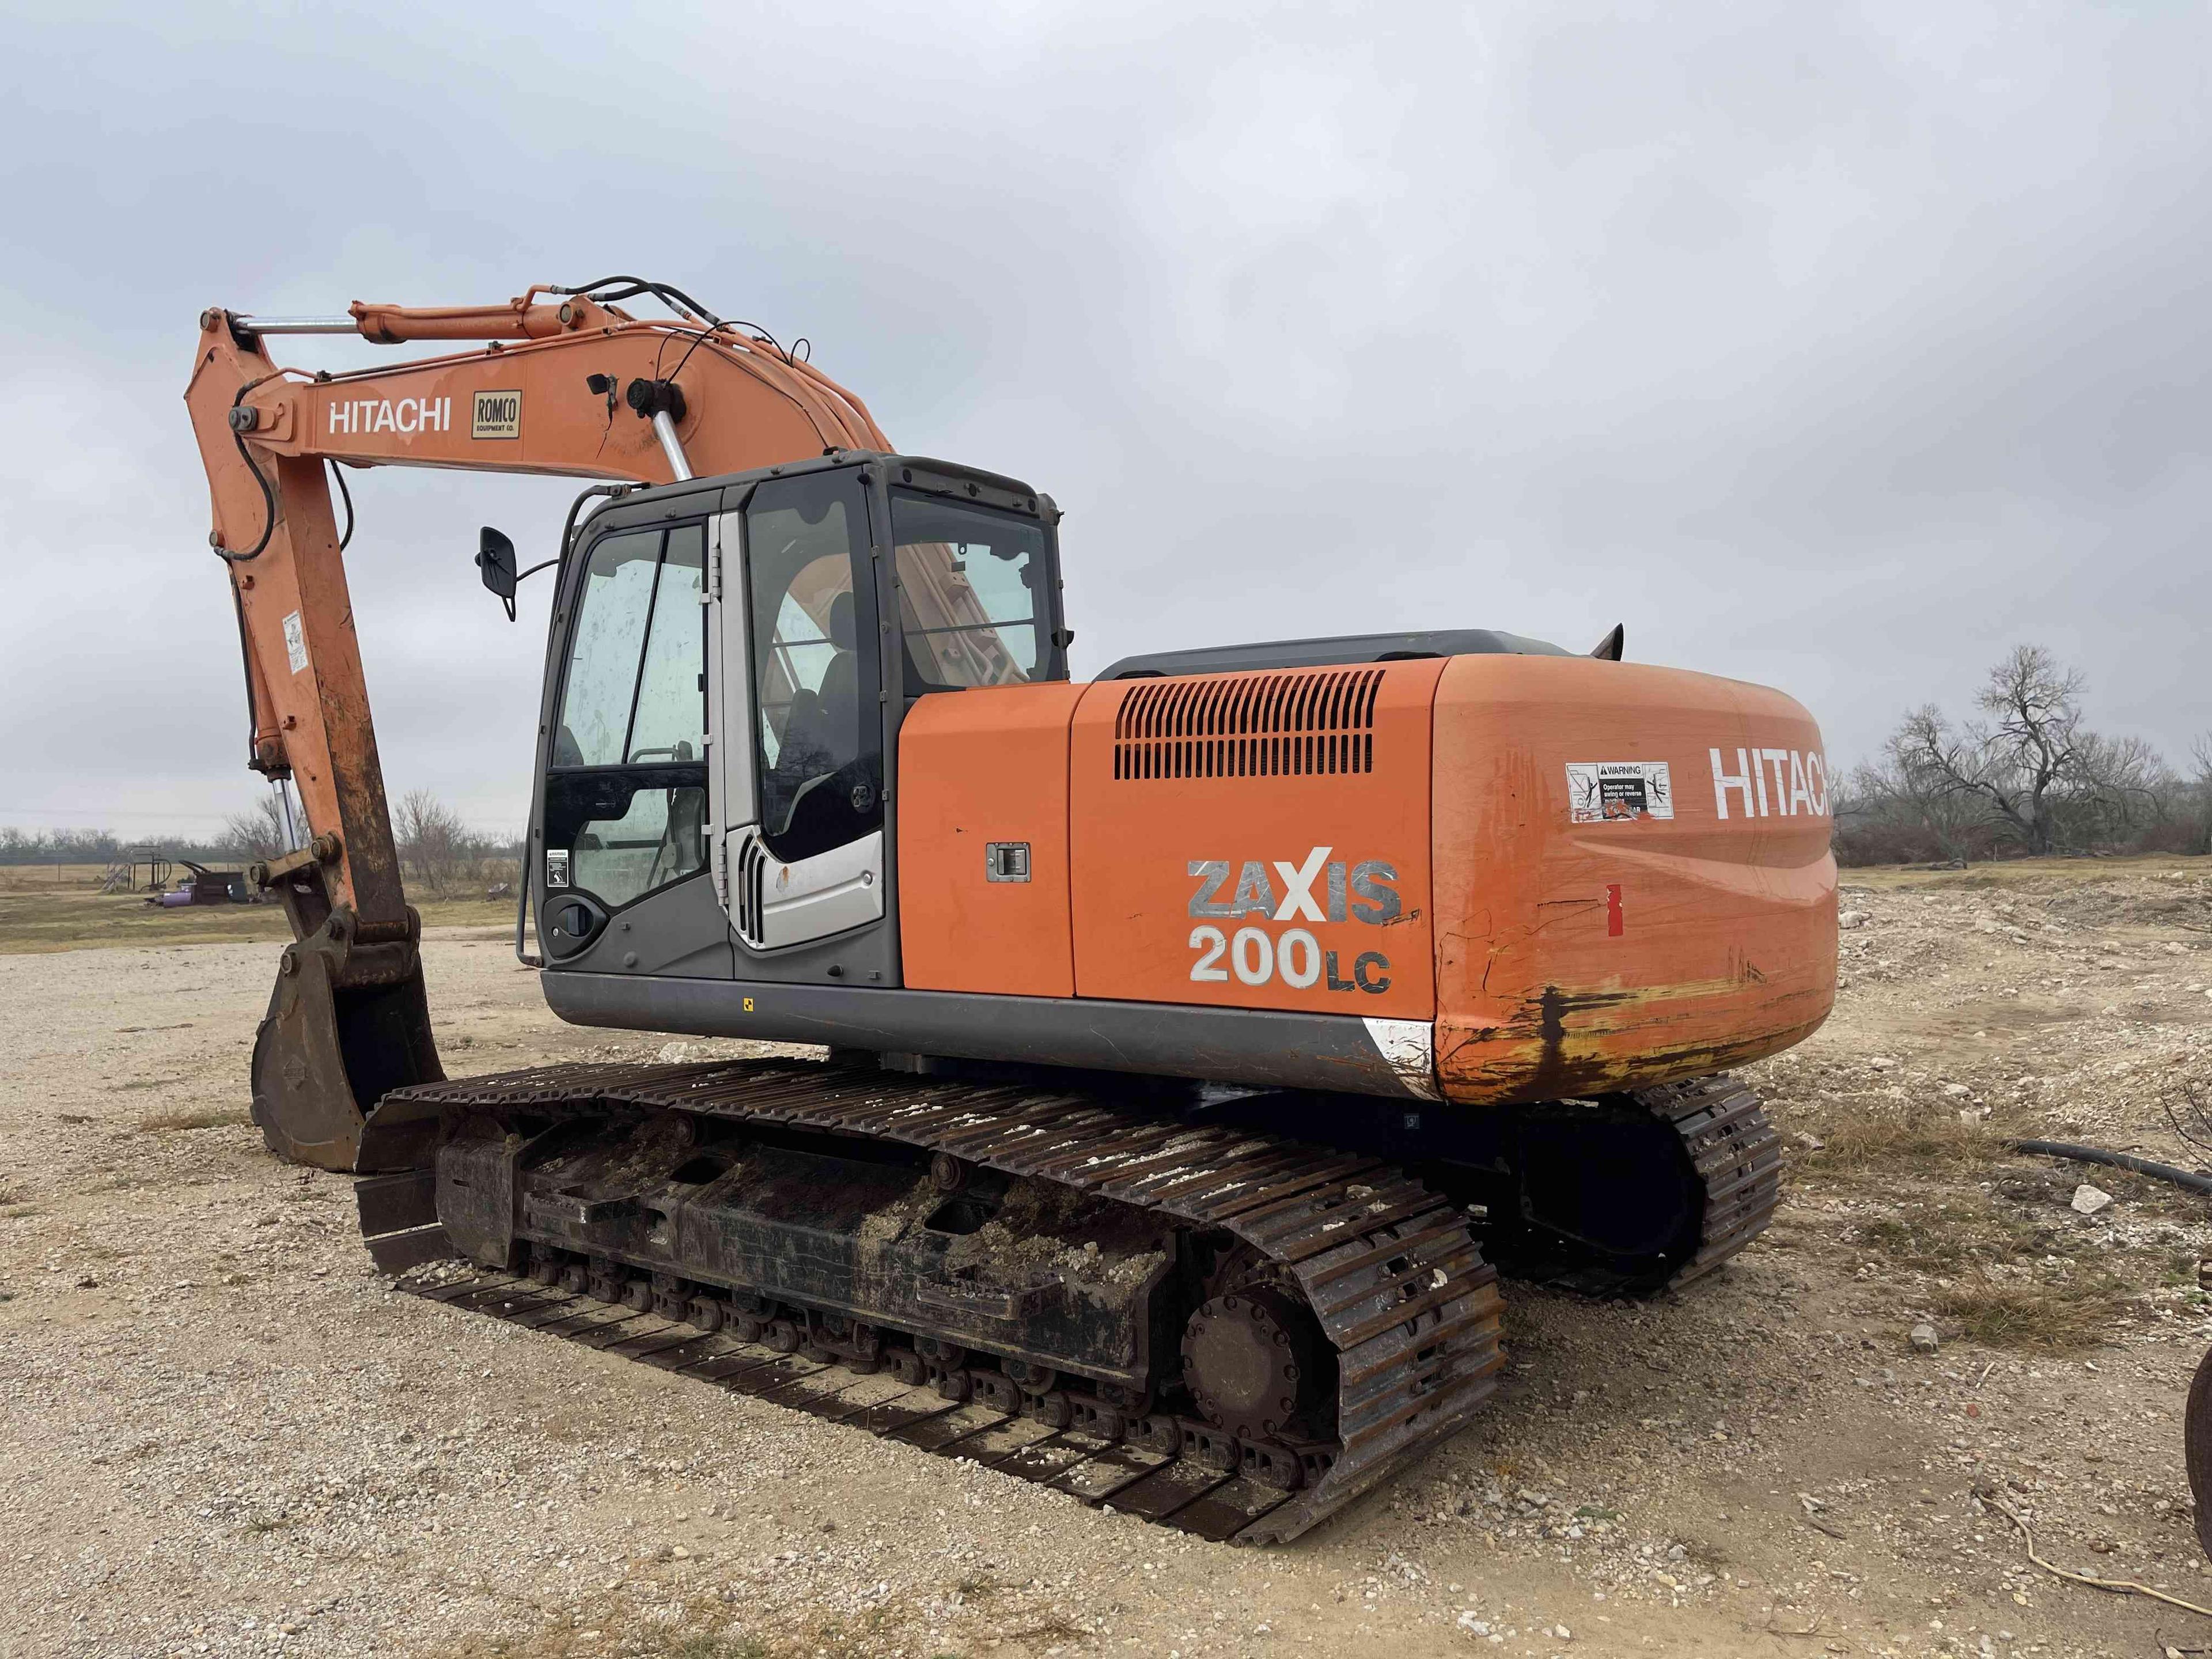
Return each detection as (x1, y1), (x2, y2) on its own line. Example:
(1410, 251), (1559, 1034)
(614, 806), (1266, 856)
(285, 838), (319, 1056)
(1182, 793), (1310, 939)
(1112, 668), (1384, 782)
(733, 831), (769, 948)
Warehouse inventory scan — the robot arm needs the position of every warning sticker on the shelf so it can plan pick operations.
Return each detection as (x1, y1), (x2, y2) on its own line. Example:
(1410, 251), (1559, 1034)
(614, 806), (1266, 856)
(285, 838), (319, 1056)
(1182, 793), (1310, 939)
(546, 849), (570, 889)
(282, 611), (308, 675)
(1566, 760), (1673, 824)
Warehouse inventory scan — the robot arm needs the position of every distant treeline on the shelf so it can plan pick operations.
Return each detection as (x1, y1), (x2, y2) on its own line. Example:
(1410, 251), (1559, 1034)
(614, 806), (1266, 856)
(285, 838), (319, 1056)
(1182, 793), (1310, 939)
(0, 794), (524, 893)
(15, 670), (2205, 880)
(1835, 645), (2211, 866)
(0, 827), (239, 866)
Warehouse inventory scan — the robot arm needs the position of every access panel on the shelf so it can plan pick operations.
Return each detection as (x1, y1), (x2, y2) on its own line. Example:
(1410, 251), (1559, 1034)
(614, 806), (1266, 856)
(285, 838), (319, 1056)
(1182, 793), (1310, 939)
(897, 682), (1082, 996)
(1069, 661), (1441, 1018)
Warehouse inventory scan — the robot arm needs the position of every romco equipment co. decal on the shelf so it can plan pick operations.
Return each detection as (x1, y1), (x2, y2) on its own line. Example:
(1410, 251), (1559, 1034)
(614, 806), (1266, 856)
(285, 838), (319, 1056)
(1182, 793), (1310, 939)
(472, 389), (522, 440)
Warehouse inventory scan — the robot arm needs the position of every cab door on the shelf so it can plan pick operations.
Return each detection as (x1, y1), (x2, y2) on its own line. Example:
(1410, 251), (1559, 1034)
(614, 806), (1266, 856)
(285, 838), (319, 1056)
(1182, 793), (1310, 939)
(537, 517), (730, 978)
(717, 469), (892, 974)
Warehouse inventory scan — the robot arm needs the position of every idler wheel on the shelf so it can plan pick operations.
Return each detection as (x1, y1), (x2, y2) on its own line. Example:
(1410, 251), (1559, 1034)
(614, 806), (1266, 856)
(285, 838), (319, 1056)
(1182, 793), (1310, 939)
(1181, 1284), (1325, 1440)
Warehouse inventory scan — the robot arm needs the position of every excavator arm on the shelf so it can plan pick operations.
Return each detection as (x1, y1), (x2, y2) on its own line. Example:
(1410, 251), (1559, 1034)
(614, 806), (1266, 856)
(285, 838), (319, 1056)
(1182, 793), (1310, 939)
(183, 282), (888, 1169)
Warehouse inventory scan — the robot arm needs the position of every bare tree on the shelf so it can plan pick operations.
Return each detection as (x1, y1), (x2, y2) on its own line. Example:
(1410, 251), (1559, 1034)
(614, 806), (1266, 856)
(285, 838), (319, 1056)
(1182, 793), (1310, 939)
(2055, 729), (2170, 845)
(1963, 646), (2088, 854)
(1831, 740), (1980, 865)
(394, 789), (476, 899)
(220, 792), (292, 861)
(1862, 647), (2177, 859)
(1883, 709), (1990, 861)
(1885, 647), (2107, 855)
(2186, 733), (2212, 855)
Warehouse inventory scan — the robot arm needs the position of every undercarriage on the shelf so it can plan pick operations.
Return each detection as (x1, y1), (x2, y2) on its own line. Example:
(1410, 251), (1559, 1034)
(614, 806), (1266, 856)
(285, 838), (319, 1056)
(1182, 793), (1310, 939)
(357, 1058), (1777, 1544)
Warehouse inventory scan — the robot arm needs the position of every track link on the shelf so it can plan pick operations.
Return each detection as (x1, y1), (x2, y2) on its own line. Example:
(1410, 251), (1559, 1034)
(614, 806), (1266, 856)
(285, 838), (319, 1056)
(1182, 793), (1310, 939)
(361, 1058), (1507, 1545)
(1635, 1073), (1782, 1292)
(1471, 1071), (1784, 1298)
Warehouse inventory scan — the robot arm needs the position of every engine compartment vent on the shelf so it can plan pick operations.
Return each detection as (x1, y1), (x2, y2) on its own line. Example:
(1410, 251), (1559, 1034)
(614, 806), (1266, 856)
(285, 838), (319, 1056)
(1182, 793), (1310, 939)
(1113, 668), (1384, 782)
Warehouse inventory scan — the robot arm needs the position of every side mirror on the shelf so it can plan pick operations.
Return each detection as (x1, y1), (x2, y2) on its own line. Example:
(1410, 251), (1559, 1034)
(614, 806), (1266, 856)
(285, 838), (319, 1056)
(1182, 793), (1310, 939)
(476, 527), (518, 620)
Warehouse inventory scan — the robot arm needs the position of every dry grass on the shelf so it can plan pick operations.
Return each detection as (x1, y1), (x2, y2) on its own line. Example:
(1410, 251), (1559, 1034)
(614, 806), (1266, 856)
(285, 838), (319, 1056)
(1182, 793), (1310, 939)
(1799, 1089), (2164, 1354)
(139, 1106), (253, 1132)
(447, 1629), (770, 1659)
(1002, 1613), (1087, 1645)
(0, 864), (112, 893)
(1853, 1204), (2053, 1278)
(1930, 1273), (2126, 1353)
(1840, 853), (2207, 892)
(1804, 1111), (1999, 1174)
(0, 884), (514, 954)
(437, 1595), (965, 1659)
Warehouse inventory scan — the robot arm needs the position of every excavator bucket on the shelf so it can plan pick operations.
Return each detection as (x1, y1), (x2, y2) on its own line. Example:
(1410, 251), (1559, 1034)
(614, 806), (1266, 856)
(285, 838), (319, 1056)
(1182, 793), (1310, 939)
(248, 856), (444, 1174)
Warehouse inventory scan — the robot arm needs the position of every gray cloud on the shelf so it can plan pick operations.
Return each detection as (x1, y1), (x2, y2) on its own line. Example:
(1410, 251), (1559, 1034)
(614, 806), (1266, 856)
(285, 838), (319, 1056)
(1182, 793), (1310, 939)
(1, 0), (2205, 834)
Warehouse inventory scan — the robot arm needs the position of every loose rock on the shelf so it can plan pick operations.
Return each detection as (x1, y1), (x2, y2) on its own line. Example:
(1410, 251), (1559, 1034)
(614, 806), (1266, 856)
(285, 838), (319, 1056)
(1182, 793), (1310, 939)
(2071, 1183), (2114, 1215)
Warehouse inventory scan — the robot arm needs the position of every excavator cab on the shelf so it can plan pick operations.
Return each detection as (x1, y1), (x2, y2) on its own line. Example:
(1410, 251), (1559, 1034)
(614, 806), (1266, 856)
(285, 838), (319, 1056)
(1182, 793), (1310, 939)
(522, 454), (1067, 991)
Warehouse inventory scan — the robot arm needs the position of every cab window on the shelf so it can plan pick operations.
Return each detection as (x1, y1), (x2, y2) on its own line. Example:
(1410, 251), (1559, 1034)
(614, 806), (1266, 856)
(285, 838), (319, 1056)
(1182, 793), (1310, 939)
(890, 491), (1043, 691)
(546, 524), (708, 910)
(745, 474), (882, 865)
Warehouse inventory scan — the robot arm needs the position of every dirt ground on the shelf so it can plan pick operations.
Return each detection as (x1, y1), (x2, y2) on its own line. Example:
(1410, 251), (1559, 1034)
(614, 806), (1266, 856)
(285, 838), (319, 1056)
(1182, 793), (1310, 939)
(3, 858), (2210, 1659)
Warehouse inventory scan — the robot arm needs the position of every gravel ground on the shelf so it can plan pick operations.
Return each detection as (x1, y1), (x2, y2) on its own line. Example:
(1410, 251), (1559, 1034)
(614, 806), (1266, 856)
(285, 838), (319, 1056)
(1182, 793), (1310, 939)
(3, 865), (2210, 1659)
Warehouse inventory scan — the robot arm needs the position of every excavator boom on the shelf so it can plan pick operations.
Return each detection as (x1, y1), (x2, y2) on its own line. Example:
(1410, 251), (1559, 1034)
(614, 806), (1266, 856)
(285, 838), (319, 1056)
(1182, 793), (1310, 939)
(185, 286), (889, 1166)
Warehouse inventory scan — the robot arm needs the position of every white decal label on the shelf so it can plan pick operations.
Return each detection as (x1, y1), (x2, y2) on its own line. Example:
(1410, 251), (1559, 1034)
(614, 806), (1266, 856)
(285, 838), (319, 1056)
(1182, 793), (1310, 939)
(327, 396), (450, 436)
(1709, 747), (1830, 820)
(1565, 760), (1673, 823)
(282, 611), (308, 675)
(472, 389), (521, 440)
(546, 849), (570, 888)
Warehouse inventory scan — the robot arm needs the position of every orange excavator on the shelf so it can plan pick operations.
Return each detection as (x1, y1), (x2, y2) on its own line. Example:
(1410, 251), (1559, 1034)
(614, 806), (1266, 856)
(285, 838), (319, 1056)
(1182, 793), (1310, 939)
(186, 278), (1835, 1543)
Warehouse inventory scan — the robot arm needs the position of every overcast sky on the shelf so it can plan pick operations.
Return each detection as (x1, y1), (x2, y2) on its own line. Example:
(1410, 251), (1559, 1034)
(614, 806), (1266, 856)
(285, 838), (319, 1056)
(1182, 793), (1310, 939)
(2, 1), (2205, 837)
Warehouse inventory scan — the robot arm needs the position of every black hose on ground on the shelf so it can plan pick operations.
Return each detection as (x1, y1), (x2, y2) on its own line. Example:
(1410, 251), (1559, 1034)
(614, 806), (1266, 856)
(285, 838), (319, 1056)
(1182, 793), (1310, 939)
(2003, 1139), (2212, 1196)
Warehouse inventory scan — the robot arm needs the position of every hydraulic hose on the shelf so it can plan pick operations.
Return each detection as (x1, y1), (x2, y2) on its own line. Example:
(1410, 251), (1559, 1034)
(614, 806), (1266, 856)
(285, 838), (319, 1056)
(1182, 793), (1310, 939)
(216, 386), (278, 564)
(329, 460), (353, 551)
(2003, 1139), (2212, 1196)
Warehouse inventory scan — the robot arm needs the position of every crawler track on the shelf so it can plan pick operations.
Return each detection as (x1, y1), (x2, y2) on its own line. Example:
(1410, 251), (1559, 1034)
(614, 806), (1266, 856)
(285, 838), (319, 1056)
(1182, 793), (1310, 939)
(362, 1058), (1508, 1545)
(398, 1263), (1368, 1543)
(1478, 1073), (1782, 1297)
(1637, 1073), (1783, 1292)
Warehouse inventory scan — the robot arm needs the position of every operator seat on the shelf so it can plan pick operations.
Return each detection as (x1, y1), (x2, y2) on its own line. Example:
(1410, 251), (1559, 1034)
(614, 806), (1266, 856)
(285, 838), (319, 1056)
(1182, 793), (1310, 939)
(816, 590), (859, 760)
(762, 589), (861, 840)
